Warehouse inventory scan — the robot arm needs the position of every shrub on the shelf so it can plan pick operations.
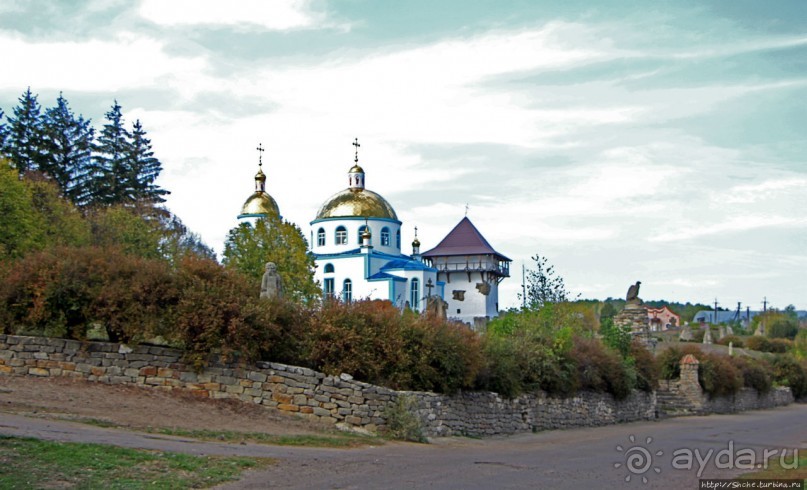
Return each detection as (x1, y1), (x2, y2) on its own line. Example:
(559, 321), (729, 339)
(656, 344), (702, 380)
(768, 339), (792, 354)
(730, 357), (772, 394)
(771, 355), (807, 399)
(698, 354), (743, 398)
(745, 336), (773, 352)
(716, 335), (744, 348)
(630, 340), (659, 392)
(569, 338), (634, 400)
(383, 395), (425, 442)
(304, 299), (482, 394)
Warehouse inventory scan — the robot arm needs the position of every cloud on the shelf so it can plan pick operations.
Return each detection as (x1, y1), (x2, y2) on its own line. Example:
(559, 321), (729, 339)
(138, 0), (326, 31)
(649, 215), (807, 242)
(722, 177), (807, 204)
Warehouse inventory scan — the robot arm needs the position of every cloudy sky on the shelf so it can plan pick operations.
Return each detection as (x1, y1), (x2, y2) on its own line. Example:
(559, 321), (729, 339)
(2, 0), (805, 310)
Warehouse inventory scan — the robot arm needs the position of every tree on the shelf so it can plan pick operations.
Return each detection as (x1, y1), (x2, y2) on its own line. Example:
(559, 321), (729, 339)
(518, 254), (576, 310)
(223, 215), (319, 304)
(0, 108), (8, 150)
(41, 93), (94, 202)
(0, 160), (44, 258)
(6, 88), (47, 173)
(89, 101), (132, 206)
(127, 119), (169, 204)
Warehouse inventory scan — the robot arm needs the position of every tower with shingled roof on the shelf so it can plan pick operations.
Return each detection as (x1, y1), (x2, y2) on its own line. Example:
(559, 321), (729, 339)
(421, 217), (511, 329)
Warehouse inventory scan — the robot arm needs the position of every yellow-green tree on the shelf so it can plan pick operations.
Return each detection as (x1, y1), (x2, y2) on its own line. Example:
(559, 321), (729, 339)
(222, 215), (319, 304)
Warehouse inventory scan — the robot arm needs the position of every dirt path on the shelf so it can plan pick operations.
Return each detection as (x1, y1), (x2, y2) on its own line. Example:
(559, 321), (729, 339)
(0, 375), (324, 435)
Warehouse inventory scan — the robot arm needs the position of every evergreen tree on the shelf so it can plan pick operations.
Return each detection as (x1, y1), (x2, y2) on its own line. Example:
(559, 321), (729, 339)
(0, 108), (8, 151)
(90, 100), (132, 205)
(127, 119), (168, 204)
(6, 88), (47, 173)
(41, 93), (94, 202)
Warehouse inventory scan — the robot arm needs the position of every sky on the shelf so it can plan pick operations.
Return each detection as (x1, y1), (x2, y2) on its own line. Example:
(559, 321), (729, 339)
(1, 0), (805, 311)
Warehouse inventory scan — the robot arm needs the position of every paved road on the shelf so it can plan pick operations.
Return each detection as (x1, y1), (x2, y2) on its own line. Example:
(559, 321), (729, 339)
(1, 405), (805, 489)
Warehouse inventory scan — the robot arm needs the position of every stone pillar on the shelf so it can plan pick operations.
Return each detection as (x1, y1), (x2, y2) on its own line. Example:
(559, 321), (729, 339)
(679, 354), (703, 408)
(702, 327), (713, 344)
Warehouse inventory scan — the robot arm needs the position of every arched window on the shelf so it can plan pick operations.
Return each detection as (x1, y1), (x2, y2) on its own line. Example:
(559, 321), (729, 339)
(335, 226), (347, 245)
(342, 279), (352, 303)
(324, 263), (334, 273)
(410, 278), (420, 310)
(317, 228), (325, 247)
(381, 227), (390, 246)
(357, 225), (369, 244)
(396, 229), (401, 248)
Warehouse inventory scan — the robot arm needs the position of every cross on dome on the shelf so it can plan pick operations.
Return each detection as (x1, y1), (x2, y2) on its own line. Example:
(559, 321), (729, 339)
(256, 143), (265, 167)
(352, 137), (360, 163)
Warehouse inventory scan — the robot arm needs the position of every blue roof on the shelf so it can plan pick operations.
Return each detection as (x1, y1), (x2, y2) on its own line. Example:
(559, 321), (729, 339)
(381, 259), (434, 271)
(368, 271), (406, 281)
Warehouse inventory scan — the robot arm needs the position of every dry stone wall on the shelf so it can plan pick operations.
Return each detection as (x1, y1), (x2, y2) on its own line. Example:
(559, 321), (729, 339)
(0, 335), (794, 437)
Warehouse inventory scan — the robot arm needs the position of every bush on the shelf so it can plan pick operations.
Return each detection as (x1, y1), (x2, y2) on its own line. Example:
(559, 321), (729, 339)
(768, 338), (792, 354)
(630, 340), (659, 392)
(570, 338), (633, 400)
(771, 355), (807, 399)
(745, 336), (773, 352)
(304, 299), (482, 394)
(730, 357), (772, 394)
(656, 344), (702, 380)
(716, 335), (744, 348)
(698, 354), (743, 398)
(383, 395), (425, 442)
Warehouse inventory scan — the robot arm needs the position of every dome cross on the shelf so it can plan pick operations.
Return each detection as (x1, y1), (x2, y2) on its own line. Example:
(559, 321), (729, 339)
(352, 138), (360, 163)
(256, 143), (265, 167)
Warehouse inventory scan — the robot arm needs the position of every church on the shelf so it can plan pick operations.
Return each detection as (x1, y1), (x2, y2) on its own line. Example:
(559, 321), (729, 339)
(238, 141), (511, 327)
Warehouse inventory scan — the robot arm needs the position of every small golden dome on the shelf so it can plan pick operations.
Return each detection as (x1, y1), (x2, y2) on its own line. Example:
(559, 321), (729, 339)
(412, 237), (421, 247)
(255, 167), (266, 183)
(315, 188), (398, 220)
(349, 164), (364, 174)
(239, 192), (280, 219)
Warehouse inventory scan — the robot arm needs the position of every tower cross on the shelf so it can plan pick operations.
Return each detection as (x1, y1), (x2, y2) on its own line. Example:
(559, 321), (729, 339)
(256, 143), (265, 167)
(465, 203), (469, 217)
(352, 138), (360, 163)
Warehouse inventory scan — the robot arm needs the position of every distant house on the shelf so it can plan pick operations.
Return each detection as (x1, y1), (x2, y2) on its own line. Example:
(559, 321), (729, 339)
(647, 306), (680, 331)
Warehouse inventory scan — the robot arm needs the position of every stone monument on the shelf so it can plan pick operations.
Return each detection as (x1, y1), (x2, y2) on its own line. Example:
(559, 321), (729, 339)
(425, 295), (448, 320)
(614, 281), (650, 338)
(702, 326), (713, 344)
(260, 262), (283, 299)
(679, 322), (694, 341)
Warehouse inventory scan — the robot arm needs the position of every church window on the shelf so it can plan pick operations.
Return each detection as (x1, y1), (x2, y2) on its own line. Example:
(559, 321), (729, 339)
(381, 227), (390, 246)
(323, 278), (334, 298)
(335, 226), (347, 245)
(358, 225), (369, 244)
(342, 279), (352, 303)
(396, 229), (401, 248)
(410, 278), (420, 310)
(324, 263), (334, 273)
(317, 228), (325, 246)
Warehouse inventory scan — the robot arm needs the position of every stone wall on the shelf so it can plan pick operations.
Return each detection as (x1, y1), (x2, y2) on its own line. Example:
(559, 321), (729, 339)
(0, 335), (795, 437)
(656, 354), (794, 417)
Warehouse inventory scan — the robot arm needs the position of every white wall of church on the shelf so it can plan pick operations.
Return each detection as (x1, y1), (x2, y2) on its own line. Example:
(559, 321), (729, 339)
(311, 218), (402, 256)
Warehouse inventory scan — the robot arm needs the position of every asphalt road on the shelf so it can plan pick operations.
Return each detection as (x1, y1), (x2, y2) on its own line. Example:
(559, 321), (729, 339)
(1, 405), (805, 489)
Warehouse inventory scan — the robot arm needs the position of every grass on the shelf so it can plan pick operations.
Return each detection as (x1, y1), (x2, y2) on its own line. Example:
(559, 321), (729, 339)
(36, 415), (380, 448)
(148, 427), (378, 448)
(0, 435), (271, 489)
(740, 451), (806, 484)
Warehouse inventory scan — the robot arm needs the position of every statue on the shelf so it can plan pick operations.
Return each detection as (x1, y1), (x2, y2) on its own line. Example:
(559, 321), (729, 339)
(425, 296), (448, 320)
(626, 281), (642, 305)
(260, 262), (283, 299)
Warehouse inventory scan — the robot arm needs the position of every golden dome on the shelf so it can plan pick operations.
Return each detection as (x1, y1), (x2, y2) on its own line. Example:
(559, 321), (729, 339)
(239, 192), (280, 219)
(349, 164), (364, 174)
(315, 188), (398, 220)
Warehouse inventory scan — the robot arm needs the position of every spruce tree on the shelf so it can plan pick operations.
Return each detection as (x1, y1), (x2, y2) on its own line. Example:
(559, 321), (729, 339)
(128, 119), (168, 204)
(41, 93), (95, 203)
(6, 88), (47, 174)
(0, 108), (8, 152)
(90, 100), (132, 206)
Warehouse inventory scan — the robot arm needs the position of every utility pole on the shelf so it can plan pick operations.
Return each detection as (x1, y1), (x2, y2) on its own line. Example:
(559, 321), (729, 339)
(713, 298), (719, 324)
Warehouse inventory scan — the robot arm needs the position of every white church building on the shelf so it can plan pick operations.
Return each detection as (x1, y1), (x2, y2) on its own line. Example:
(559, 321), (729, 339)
(238, 141), (510, 323)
